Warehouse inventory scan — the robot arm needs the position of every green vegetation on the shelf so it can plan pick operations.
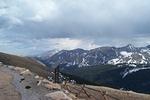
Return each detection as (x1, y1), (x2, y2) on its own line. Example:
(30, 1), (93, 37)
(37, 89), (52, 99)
(60, 64), (128, 88)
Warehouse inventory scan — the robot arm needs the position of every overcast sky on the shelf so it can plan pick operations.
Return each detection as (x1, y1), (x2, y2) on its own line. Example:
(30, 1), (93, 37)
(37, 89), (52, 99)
(0, 0), (150, 55)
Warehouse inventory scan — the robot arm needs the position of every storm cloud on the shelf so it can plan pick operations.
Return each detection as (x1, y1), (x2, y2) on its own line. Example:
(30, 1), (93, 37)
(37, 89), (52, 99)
(0, 0), (150, 55)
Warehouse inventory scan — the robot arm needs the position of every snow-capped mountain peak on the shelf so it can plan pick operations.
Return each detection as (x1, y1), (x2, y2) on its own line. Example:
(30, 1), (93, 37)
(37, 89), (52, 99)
(37, 44), (150, 67)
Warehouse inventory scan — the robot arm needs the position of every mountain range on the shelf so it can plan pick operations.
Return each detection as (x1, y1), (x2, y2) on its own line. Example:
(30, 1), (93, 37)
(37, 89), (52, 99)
(32, 44), (150, 94)
(36, 44), (150, 94)
(37, 44), (150, 67)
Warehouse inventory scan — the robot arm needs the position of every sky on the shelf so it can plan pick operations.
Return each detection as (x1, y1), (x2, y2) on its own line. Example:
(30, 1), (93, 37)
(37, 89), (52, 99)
(0, 0), (150, 56)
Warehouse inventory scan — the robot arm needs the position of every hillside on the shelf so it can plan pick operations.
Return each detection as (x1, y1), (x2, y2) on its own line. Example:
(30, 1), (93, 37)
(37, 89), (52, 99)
(60, 64), (150, 94)
(0, 52), (49, 78)
(62, 83), (150, 100)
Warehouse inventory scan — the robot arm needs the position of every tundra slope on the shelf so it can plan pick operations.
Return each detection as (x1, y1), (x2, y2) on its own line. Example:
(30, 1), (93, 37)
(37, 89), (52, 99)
(0, 52), (49, 78)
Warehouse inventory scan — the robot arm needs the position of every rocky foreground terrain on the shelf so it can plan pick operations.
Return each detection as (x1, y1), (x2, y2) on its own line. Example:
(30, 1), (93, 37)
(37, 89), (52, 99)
(0, 63), (73, 100)
(0, 62), (150, 100)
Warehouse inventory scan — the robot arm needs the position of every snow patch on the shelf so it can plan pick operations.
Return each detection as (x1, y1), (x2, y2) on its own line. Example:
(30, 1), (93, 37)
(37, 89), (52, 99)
(120, 51), (132, 57)
(122, 67), (150, 78)
(108, 58), (120, 65)
(78, 58), (89, 67)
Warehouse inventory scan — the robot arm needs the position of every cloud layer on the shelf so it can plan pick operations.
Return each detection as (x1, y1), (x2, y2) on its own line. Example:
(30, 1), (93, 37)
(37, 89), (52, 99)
(0, 0), (150, 55)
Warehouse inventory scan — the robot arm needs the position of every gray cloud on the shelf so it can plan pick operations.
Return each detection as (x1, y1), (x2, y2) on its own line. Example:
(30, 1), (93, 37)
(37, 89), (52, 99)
(0, 0), (150, 55)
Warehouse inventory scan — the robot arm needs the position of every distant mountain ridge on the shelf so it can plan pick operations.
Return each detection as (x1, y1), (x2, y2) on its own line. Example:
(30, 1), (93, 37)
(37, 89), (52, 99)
(37, 49), (59, 61)
(37, 44), (150, 67)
